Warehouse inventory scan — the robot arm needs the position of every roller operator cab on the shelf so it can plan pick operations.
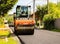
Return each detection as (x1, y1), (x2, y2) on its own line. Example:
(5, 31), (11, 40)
(14, 6), (35, 35)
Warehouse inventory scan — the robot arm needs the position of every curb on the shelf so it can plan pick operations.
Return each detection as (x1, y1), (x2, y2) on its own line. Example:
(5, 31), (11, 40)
(8, 27), (21, 44)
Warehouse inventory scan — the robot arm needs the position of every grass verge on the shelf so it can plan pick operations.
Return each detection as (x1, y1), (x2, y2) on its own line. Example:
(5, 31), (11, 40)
(50, 29), (60, 32)
(0, 37), (18, 44)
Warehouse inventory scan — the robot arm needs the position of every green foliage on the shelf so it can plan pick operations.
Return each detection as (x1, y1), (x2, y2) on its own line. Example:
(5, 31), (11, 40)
(35, 5), (48, 26)
(36, 23), (39, 26)
(0, 0), (18, 16)
(57, 2), (60, 9)
(43, 14), (55, 30)
(42, 3), (60, 30)
(35, 5), (48, 20)
(49, 3), (60, 15)
(43, 12), (60, 30)
(43, 14), (60, 22)
(5, 15), (14, 23)
(0, 37), (18, 44)
(0, 16), (4, 26)
(50, 28), (60, 32)
(0, 29), (10, 36)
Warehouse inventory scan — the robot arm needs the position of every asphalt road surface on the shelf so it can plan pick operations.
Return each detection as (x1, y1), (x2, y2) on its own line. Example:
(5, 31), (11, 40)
(10, 27), (60, 44)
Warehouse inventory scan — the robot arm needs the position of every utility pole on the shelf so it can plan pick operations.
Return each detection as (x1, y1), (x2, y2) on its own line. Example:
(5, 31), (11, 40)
(47, 0), (49, 14)
(33, 0), (35, 20)
(0, 0), (1, 4)
(57, 0), (60, 4)
(57, 0), (58, 4)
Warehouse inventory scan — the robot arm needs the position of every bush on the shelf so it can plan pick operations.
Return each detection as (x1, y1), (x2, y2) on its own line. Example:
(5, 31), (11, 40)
(36, 23), (39, 26)
(5, 15), (14, 23)
(43, 14), (57, 30)
(43, 13), (60, 30)
(0, 16), (5, 28)
(43, 18), (55, 30)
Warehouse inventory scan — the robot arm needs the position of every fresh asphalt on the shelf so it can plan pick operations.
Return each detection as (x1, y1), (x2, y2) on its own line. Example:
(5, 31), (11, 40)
(10, 27), (60, 44)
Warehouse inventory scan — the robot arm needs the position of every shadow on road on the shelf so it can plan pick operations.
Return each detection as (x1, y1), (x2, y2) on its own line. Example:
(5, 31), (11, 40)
(10, 32), (25, 44)
(17, 35), (25, 44)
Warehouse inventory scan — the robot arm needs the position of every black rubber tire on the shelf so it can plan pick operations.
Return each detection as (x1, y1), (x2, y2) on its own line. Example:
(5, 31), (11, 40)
(29, 29), (34, 35)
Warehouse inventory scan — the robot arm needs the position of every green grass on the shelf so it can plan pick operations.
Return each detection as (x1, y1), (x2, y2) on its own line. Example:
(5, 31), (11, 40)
(0, 29), (10, 36)
(50, 29), (60, 32)
(0, 37), (18, 44)
(40, 28), (60, 32)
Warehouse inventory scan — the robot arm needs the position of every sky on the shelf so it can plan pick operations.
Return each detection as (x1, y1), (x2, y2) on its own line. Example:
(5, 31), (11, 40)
(8, 0), (58, 14)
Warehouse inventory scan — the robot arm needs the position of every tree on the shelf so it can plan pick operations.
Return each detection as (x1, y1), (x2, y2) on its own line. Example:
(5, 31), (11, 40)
(0, 0), (18, 16)
(35, 5), (48, 26)
(57, 2), (60, 10)
(47, 0), (49, 14)
(43, 3), (60, 29)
